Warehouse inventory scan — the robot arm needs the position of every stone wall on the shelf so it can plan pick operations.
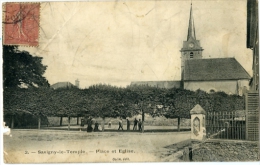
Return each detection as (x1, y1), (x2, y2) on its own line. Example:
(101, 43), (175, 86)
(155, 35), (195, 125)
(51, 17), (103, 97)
(191, 140), (259, 161)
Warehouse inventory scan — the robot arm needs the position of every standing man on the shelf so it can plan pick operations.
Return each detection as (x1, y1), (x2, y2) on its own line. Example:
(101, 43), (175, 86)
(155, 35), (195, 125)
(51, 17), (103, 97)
(118, 118), (123, 130)
(138, 119), (142, 132)
(126, 119), (130, 131)
(133, 118), (138, 130)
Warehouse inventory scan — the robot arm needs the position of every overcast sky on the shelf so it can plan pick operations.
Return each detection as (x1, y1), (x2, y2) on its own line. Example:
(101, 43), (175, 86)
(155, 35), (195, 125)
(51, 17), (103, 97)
(20, 0), (253, 88)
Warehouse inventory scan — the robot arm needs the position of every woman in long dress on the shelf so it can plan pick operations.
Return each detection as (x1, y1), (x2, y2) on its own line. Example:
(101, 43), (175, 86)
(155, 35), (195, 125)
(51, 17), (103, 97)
(86, 117), (93, 132)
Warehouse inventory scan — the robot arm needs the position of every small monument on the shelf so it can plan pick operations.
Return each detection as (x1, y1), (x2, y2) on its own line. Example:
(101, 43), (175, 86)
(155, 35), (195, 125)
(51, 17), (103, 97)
(190, 104), (206, 141)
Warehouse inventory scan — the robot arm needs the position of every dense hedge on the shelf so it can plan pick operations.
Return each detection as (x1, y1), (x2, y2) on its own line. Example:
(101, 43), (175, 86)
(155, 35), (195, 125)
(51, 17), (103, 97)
(4, 85), (245, 119)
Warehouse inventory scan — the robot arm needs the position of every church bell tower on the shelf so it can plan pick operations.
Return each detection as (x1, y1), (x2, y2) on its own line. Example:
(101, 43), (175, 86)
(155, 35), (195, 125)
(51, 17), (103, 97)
(180, 3), (203, 80)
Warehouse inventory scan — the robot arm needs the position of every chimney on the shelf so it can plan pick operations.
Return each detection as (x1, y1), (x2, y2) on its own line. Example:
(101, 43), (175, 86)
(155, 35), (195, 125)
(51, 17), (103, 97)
(75, 79), (79, 88)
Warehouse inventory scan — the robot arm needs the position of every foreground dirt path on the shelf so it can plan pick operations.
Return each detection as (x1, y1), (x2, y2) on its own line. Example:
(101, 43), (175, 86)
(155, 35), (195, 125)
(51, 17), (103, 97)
(4, 129), (190, 163)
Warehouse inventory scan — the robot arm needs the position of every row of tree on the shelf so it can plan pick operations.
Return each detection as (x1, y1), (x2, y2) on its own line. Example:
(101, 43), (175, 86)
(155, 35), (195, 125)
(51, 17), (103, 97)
(3, 45), (245, 131)
(4, 85), (245, 129)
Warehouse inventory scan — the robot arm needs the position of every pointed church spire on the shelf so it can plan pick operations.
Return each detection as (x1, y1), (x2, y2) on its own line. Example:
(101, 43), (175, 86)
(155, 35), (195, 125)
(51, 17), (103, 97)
(187, 3), (196, 40)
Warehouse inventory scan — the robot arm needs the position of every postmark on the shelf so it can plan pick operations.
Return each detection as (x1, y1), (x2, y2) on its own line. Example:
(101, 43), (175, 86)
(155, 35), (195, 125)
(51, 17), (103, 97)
(3, 2), (40, 46)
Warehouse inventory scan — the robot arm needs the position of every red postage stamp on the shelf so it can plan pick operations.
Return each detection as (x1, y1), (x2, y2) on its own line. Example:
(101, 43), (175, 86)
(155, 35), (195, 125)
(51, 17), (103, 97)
(3, 3), (40, 46)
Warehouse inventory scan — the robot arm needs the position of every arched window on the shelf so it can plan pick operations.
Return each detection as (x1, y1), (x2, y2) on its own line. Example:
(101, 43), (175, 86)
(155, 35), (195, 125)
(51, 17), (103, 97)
(190, 52), (194, 58)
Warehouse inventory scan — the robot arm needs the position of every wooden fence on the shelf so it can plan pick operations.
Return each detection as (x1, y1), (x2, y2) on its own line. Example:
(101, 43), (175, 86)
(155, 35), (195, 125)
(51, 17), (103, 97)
(206, 111), (246, 140)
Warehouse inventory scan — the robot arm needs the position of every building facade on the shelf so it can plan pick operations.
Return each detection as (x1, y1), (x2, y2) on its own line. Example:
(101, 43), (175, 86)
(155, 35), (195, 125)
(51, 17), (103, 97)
(183, 58), (250, 95)
(245, 0), (259, 141)
(130, 3), (251, 96)
(247, 0), (259, 92)
(179, 3), (251, 95)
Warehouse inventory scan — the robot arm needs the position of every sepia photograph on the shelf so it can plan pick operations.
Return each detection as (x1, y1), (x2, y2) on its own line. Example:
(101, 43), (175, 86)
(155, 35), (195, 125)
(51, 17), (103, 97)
(2, 0), (259, 163)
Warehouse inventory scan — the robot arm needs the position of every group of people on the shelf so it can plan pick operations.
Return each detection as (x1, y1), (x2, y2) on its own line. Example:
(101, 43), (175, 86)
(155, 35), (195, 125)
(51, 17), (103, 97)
(85, 116), (143, 132)
(86, 117), (102, 132)
(118, 118), (142, 132)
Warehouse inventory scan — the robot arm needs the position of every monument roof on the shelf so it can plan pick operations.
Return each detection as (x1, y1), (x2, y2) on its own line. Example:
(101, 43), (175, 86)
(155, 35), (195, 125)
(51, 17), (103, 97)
(190, 104), (206, 115)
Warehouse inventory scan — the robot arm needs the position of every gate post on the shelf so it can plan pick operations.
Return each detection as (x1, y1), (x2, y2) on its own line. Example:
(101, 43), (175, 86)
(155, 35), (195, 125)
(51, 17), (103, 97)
(190, 104), (206, 141)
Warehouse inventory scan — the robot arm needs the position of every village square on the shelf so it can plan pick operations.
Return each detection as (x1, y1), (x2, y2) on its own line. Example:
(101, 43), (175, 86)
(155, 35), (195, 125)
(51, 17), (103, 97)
(2, 0), (259, 163)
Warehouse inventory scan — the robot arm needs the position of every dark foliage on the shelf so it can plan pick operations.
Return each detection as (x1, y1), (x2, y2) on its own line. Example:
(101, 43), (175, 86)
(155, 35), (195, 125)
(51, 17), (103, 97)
(4, 85), (245, 120)
(3, 46), (49, 88)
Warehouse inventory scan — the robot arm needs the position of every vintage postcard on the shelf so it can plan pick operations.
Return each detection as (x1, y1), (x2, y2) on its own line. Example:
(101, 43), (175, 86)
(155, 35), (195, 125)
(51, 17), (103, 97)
(2, 0), (259, 164)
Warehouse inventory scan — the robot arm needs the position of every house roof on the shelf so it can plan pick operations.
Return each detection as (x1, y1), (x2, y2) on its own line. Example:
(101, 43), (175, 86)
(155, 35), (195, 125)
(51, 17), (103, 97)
(51, 82), (75, 89)
(184, 58), (251, 81)
(130, 81), (181, 89)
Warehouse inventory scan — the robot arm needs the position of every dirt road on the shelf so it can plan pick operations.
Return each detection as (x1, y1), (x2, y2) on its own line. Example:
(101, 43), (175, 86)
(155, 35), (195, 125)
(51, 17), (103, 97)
(4, 129), (190, 163)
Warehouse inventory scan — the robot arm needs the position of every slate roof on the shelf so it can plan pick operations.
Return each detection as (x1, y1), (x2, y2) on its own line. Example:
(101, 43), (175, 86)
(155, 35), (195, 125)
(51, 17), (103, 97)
(184, 58), (251, 81)
(51, 82), (75, 89)
(130, 81), (181, 89)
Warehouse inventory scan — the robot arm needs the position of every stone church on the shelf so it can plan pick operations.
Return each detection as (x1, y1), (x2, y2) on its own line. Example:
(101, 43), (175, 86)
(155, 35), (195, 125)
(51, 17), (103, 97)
(131, 3), (251, 96)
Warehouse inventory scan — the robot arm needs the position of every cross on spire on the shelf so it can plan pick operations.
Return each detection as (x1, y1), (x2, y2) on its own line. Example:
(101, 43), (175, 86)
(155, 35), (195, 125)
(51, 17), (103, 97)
(187, 2), (196, 40)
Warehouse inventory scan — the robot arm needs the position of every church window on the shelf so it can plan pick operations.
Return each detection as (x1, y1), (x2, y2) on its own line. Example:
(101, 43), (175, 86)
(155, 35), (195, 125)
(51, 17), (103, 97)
(190, 52), (194, 58)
